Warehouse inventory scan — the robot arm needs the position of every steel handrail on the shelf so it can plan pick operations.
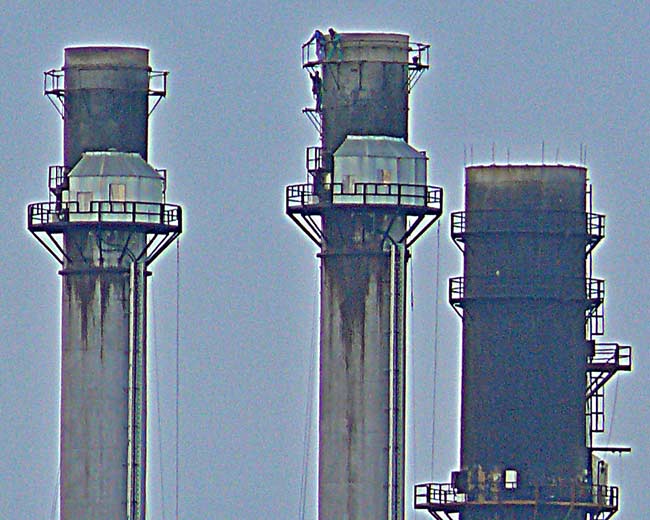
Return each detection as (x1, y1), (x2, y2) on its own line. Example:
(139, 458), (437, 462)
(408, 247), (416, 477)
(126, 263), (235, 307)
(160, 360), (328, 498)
(286, 182), (442, 209)
(451, 210), (604, 236)
(448, 276), (602, 301)
(450, 211), (466, 236)
(586, 278), (605, 303)
(305, 147), (323, 173)
(415, 482), (618, 508)
(588, 343), (632, 369)
(448, 277), (465, 301)
(28, 200), (181, 227)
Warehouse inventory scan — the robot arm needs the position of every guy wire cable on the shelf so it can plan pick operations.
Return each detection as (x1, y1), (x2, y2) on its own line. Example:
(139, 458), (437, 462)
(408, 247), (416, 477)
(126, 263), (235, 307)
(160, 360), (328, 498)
(175, 239), (181, 520)
(151, 284), (167, 519)
(430, 221), (441, 478)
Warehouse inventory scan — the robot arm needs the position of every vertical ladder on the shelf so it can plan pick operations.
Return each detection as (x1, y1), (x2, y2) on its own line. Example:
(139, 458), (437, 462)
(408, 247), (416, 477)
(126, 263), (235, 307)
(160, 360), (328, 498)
(389, 243), (406, 520)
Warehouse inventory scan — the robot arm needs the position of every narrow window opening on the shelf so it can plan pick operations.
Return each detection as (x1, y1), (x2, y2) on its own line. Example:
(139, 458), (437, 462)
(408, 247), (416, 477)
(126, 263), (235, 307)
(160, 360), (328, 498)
(504, 469), (518, 490)
(110, 183), (126, 202)
(77, 192), (92, 212)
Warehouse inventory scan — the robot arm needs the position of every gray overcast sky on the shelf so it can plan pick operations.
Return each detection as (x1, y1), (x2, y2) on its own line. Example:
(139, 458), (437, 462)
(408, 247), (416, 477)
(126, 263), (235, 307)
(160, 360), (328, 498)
(1, 1), (648, 518)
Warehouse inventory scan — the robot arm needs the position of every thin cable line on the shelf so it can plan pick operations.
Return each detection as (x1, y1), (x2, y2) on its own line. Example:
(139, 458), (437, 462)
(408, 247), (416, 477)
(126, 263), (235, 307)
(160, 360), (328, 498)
(49, 464), (59, 520)
(299, 286), (319, 520)
(175, 239), (180, 520)
(606, 376), (620, 447)
(430, 222), (441, 478)
(151, 286), (167, 520)
(408, 254), (417, 497)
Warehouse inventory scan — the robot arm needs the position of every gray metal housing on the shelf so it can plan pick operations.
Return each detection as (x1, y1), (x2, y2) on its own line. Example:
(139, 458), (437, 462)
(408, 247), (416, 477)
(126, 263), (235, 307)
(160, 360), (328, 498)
(333, 135), (426, 185)
(65, 151), (164, 224)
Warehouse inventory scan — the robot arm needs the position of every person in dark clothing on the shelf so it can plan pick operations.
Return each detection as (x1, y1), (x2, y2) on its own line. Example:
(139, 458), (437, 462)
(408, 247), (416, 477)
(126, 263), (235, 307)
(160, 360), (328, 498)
(310, 70), (322, 111)
(306, 29), (326, 62)
(327, 28), (343, 60)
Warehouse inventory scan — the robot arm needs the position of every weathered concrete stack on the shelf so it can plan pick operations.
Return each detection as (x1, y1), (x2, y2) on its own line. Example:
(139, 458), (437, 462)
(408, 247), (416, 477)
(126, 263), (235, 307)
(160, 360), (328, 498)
(415, 164), (630, 520)
(287, 32), (441, 520)
(28, 47), (181, 520)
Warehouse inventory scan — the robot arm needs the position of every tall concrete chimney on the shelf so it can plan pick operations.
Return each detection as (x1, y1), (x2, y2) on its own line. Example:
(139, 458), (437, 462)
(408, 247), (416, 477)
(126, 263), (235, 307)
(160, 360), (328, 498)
(28, 46), (182, 520)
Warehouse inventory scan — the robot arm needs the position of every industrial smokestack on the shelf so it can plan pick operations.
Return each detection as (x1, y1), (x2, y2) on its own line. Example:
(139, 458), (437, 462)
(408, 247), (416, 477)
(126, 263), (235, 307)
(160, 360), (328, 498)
(287, 31), (441, 520)
(28, 47), (181, 520)
(415, 164), (630, 520)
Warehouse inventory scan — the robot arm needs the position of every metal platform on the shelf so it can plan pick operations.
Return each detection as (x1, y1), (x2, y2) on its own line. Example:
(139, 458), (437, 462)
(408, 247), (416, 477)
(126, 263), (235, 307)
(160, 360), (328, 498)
(286, 181), (442, 247)
(414, 482), (619, 520)
(448, 275), (604, 319)
(27, 200), (182, 266)
(450, 210), (605, 254)
(44, 67), (169, 118)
